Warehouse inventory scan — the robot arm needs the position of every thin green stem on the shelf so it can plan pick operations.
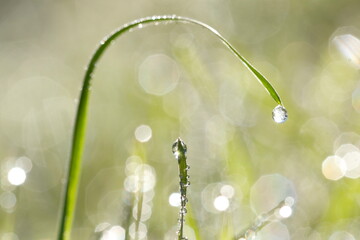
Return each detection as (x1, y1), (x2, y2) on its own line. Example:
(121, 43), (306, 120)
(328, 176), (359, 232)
(58, 15), (284, 240)
(234, 197), (295, 240)
(172, 138), (189, 240)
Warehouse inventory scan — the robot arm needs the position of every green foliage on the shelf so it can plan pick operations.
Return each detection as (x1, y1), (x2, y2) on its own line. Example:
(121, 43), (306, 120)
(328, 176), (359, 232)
(57, 15), (284, 240)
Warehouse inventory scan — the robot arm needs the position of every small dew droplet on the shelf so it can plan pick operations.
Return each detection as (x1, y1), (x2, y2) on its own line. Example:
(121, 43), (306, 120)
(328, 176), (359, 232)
(272, 105), (288, 123)
(172, 138), (187, 159)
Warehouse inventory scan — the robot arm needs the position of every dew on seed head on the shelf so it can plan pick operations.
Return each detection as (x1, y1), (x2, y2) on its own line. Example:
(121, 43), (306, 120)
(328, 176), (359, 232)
(272, 105), (288, 123)
(172, 138), (187, 159)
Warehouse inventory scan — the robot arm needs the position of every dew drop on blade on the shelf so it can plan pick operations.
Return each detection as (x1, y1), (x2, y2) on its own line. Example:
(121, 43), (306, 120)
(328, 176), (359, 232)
(272, 105), (288, 123)
(172, 138), (187, 159)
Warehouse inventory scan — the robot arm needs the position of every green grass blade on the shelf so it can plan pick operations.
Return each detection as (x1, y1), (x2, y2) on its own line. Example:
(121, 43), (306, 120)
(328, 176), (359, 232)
(175, 16), (283, 105)
(58, 15), (284, 240)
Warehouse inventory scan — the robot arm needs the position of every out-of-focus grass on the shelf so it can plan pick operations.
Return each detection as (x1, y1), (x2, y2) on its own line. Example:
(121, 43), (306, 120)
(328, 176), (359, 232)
(1, 0), (360, 239)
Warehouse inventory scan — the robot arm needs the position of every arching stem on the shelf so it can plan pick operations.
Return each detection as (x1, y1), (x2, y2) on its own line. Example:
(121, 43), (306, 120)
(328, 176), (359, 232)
(58, 15), (284, 240)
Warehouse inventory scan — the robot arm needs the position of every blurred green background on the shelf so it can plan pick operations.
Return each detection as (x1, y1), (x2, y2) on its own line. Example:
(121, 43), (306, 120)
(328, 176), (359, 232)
(1, 0), (360, 239)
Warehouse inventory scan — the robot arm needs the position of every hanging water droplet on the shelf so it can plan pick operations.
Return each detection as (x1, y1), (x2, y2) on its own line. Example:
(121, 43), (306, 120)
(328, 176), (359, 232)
(272, 105), (288, 123)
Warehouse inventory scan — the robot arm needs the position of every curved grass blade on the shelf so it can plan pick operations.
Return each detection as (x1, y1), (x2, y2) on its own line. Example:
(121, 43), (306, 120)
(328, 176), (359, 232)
(58, 15), (284, 240)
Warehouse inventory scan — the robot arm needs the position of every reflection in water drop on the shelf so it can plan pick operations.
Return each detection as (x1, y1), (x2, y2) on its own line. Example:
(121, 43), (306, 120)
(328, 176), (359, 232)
(272, 105), (288, 123)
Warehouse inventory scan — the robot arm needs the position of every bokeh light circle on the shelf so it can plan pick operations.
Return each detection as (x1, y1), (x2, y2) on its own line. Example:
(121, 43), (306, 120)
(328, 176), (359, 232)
(138, 54), (180, 96)
(101, 225), (125, 240)
(0, 192), (17, 210)
(7, 167), (26, 186)
(201, 182), (238, 213)
(278, 205), (292, 218)
(322, 156), (346, 181)
(129, 222), (147, 239)
(343, 151), (360, 178)
(250, 174), (296, 214)
(169, 192), (181, 207)
(213, 196), (230, 211)
(134, 125), (152, 142)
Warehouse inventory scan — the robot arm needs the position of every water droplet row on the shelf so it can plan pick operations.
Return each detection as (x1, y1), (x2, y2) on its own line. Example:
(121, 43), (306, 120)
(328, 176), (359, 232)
(172, 138), (190, 240)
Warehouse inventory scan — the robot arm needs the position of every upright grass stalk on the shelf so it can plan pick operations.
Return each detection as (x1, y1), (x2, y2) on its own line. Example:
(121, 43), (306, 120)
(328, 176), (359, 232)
(172, 138), (189, 240)
(58, 15), (285, 240)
